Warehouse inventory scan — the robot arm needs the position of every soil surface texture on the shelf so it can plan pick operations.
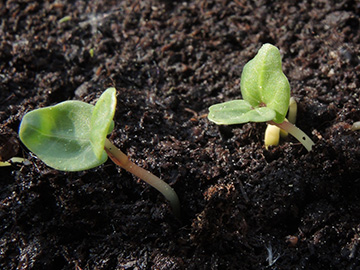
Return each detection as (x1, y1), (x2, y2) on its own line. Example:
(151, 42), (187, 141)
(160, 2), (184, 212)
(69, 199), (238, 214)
(1, 0), (360, 269)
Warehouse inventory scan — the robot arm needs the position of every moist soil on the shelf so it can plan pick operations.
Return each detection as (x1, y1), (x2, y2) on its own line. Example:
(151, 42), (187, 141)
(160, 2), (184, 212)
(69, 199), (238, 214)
(1, 1), (360, 269)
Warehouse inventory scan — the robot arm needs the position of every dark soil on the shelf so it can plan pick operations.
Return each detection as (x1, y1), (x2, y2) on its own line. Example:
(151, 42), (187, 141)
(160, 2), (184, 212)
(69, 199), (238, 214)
(1, 0), (360, 269)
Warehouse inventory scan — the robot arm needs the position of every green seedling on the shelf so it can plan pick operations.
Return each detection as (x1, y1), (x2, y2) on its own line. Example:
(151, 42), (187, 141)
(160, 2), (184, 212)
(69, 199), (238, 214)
(208, 44), (314, 152)
(19, 88), (180, 216)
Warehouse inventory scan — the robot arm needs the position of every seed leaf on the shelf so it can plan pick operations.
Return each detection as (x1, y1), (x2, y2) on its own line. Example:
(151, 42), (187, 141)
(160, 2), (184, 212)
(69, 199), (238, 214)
(19, 101), (108, 171)
(240, 43), (290, 123)
(90, 87), (116, 159)
(208, 100), (276, 125)
(18, 89), (117, 171)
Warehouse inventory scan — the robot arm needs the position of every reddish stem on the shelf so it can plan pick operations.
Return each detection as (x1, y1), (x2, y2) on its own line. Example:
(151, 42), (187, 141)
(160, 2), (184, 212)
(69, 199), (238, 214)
(104, 139), (180, 217)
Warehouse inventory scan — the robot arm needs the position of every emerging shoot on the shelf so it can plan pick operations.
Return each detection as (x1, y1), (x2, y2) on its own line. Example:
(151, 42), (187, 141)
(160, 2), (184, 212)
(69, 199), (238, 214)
(264, 124), (280, 150)
(208, 44), (314, 152)
(19, 88), (180, 217)
(266, 97), (298, 149)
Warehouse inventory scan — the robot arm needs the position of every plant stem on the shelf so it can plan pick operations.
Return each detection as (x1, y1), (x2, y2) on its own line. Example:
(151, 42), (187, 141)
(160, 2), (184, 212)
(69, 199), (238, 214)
(104, 139), (180, 217)
(280, 97), (297, 138)
(287, 97), (297, 124)
(268, 120), (314, 152)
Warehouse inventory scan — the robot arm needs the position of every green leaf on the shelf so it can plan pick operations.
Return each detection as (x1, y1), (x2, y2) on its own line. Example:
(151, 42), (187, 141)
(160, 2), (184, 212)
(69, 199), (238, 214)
(90, 87), (116, 159)
(240, 43), (290, 123)
(208, 100), (276, 125)
(19, 101), (108, 171)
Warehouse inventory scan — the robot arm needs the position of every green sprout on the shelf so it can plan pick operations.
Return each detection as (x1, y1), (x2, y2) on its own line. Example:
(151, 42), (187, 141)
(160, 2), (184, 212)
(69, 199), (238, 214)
(208, 44), (314, 152)
(19, 88), (180, 216)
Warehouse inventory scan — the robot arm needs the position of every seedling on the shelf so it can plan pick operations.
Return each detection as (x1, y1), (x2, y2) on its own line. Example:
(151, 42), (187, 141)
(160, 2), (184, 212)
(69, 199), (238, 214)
(18, 88), (180, 216)
(208, 44), (314, 151)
